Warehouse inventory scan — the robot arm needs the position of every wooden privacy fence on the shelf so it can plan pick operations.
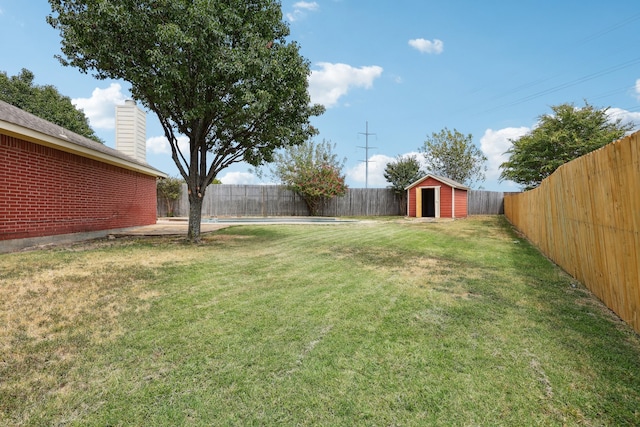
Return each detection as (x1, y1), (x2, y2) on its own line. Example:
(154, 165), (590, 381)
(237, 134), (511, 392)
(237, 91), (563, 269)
(468, 190), (505, 215)
(158, 185), (506, 217)
(158, 185), (404, 217)
(504, 132), (640, 333)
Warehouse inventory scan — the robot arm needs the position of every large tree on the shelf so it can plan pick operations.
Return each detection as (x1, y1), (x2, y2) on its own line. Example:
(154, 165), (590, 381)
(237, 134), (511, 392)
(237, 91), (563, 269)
(500, 102), (634, 190)
(265, 139), (347, 216)
(383, 154), (424, 215)
(420, 127), (487, 187)
(0, 68), (102, 143)
(48, 0), (324, 241)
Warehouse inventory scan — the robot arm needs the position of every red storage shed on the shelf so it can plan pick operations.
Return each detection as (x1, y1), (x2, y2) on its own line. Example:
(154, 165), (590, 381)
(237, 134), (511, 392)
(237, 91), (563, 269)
(405, 174), (469, 219)
(0, 100), (166, 251)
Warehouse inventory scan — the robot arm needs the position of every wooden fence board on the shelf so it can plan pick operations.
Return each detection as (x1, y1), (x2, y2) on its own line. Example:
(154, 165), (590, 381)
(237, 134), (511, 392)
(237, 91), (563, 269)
(468, 190), (505, 215)
(504, 132), (640, 334)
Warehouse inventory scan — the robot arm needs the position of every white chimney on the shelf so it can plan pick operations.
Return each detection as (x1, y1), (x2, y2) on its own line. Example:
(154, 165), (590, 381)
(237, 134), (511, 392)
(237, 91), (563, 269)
(115, 99), (146, 162)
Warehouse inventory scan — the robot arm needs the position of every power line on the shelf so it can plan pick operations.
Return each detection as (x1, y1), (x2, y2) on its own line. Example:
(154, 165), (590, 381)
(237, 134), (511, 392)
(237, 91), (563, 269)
(589, 84), (637, 101)
(480, 56), (640, 115)
(574, 11), (640, 47)
(458, 12), (640, 118)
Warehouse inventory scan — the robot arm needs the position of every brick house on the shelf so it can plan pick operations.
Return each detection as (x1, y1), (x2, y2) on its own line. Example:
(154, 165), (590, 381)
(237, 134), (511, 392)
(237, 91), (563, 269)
(405, 174), (469, 219)
(0, 100), (166, 251)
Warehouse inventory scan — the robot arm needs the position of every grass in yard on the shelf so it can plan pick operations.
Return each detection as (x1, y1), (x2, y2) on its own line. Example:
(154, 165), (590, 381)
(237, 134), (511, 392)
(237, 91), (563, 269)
(1, 216), (639, 426)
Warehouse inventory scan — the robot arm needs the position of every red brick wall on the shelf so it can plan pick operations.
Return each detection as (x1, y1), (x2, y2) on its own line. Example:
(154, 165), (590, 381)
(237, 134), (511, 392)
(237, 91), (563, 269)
(1, 134), (158, 241)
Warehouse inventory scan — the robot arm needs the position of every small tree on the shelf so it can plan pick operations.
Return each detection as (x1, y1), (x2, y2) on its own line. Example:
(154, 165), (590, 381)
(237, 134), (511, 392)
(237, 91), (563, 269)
(420, 128), (487, 187)
(383, 155), (424, 215)
(267, 139), (347, 216)
(0, 68), (102, 143)
(500, 102), (634, 190)
(157, 176), (184, 217)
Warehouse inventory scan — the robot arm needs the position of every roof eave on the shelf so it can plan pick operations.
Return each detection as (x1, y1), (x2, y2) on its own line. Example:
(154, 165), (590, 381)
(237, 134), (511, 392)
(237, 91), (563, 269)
(404, 174), (469, 191)
(1, 119), (167, 178)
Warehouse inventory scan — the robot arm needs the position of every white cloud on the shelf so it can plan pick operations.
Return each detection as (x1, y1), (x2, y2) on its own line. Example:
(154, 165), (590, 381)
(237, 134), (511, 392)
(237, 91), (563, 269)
(219, 171), (260, 185)
(408, 38), (444, 54)
(72, 83), (127, 129)
(146, 136), (170, 154)
(309, 62), (383, 108)
(294, 1), (319, 11)
(479, 127), (530, 180)
(346, 154), (395, 187)
(146, 135), (189, 155)
(635, 79), (640, 100)
(286, 1), (319, 21)
(607, 107), (640, 131)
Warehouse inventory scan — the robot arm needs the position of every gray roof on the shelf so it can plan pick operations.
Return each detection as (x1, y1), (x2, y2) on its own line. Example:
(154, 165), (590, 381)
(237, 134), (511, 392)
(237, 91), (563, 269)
(0, 100), (166, 177)
(405, 174), (470, 191)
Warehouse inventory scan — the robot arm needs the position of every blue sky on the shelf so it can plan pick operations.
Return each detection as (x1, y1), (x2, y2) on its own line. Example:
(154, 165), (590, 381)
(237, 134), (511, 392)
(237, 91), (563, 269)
(2, 1), (640, 190)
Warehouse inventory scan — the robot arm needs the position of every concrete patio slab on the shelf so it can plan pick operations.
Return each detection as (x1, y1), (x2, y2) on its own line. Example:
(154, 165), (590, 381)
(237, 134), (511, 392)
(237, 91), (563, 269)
(110, 219), (230, 237)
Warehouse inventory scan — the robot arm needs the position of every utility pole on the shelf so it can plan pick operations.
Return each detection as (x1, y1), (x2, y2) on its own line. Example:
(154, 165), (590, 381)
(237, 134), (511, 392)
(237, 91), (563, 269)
(358, 121), (376, 189)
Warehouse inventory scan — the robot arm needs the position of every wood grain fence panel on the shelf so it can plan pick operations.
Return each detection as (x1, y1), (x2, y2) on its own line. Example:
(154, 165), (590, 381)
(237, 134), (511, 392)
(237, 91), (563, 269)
(468, 190), (505, 215)
(160, 186), (403, 217)
(324, 188), (401, 216)
(504, 132), (640, 333)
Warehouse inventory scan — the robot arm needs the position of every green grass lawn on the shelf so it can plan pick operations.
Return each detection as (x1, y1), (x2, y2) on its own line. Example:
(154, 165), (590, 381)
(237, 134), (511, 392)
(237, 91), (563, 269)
(1, 216), (639, 426)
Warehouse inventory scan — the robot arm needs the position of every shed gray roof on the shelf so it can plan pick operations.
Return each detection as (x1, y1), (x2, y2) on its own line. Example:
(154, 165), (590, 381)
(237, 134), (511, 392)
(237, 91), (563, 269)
(0, 100), (166, 178)
(405, 174), (470, 191)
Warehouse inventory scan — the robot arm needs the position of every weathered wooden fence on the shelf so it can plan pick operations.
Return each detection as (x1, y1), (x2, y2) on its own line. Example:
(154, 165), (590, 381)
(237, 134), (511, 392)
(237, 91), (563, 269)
(158, 185), (404, 217)
(504, 132), (640, 334)
(158, 185), (506, 217)
(468, 190), (505, 215)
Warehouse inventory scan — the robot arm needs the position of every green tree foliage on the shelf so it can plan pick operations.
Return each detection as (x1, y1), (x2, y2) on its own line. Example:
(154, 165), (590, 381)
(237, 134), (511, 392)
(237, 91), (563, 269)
(383, 155), (424, 215)
(268, 139), (347, 216)
(420, 128), (487, 187)
(157, 176), (184, 217)
(48, 0), (324, 241)
(0, 68), (102, 143)
(500, 102), (634, 190)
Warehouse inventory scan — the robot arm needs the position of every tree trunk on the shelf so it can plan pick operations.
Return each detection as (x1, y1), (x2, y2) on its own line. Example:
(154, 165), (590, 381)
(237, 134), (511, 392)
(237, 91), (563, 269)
(305, 196), (319, 216)
(165, 198), (174, 217)
(398, 193), (407, 216)
(187, 193), (203, 242)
